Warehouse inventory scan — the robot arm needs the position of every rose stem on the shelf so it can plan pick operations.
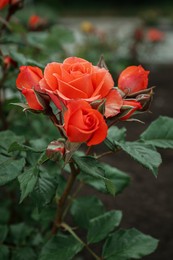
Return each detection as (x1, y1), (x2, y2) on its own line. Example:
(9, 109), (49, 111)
(61, 222), (102, 260)
(51, 161), (79, 234)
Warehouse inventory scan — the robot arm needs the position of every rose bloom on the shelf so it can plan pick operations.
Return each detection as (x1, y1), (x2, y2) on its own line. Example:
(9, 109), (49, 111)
(16, 66), (44, 110)
(118, 65), (150, 95)
(39, 57), (122, 117)
(64, 100), (108, 146)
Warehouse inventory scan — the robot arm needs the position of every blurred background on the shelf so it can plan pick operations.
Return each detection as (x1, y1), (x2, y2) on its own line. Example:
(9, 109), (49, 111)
(1, 0), (173, 259)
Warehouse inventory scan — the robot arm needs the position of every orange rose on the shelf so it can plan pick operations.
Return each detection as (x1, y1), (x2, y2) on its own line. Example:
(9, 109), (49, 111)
(118, 65), (149, 95)
(39, 57), (113, 102)
(64, 100), (108, 146)
(16, 66), (44, 110)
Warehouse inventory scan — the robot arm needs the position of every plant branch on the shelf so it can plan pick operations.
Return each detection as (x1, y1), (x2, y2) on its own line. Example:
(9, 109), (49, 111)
(61, 222), (102, 260)
(51, 162), (79, 234)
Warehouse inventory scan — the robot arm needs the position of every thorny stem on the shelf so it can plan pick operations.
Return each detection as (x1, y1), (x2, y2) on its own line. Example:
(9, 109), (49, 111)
(62, 181), (84, 219)
(61, 222), (102, 260)
(51, 162), (79, 234)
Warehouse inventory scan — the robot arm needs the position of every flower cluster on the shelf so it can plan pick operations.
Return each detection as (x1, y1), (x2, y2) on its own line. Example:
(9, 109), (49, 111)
(16, 57), (153, 146)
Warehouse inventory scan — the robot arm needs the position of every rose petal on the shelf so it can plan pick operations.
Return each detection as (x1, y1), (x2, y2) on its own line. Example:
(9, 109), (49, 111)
(44, 62), (61, 90)
(22, 88), (44, 110)
(105, 89), (123, 118)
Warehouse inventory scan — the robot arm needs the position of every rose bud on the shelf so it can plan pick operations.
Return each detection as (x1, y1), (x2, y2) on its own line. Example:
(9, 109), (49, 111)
(28, 15), (47, 31)
(3, 56), (17, 70)
(46, 140), (65, 161)
(16, 66), (44, 110)
(118, 65), (150, 95)
(64, 100), (108, 146)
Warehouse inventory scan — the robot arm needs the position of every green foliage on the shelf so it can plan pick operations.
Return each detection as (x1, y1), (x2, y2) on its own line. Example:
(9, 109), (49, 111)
(102, 228), (159, 259)
(0, 155), (25, 186)
(39, 233), (83, 260)
(18, 167), (38, 203)
(87, 210), (122, 244)
(70, 196), (105, 229)
(140, 116), (173, 148)
(79, 163), (130, 195)
(106, 126), (162, 177)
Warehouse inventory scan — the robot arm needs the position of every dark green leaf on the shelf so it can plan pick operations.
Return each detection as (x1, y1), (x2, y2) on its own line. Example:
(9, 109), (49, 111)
(0, 208), (10, 224)
(32, 171), (57, 207)
(10, 223), (33, 245)
(140, 116), (173, 148)
(73, 155), (116, 195)
(70, 196), (105, 229)
(0, 245), (9, 260)
(39, 233), (83, 260)
(12, 247), (36, 260)
(103, 228), (159, 259)
(87, 210), (122, 244)
(105, 126), (126, 150)
(0, 130), (25, 151)
(8, 142), (44, 153)
(0, 225), (8, 242)
(0, 155), (25, 186)
(79, 163), (130, 195)
(118, 142), (162, 177)
(18, 167), (38, 203)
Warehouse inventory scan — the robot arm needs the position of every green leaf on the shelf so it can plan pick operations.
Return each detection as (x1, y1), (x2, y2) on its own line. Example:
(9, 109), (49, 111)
(79, 163), (130, 195)
(0, 225), (8, 242)
(0, 208), (10, 224)
(105, 126), (126, 150)
(102, 228), (159, 259)
(70, 196), (105, 229)
(87, 210), (122, 244)
(140, 116), (173, 148)
(118, 142), (162, 177)
(18, 167), (38, 203)
(0, 245), (9, 260)
(32, 171), (57, 207)
(73, 155), (116, 195)
(8, 141), (44, 153)
(12, 247), (36, 260)
(0, 130), (25, 151)
(0, 155), (25, 186)
(39, 233), (83, 260)
(10, 223), (34, 246)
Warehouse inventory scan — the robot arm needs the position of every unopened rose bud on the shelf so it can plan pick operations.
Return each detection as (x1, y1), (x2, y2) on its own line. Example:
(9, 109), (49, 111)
(118, 65), (150, 95)
(3, 56), (17, 70)
(46, 140), (65, 161)
(16, 66), (45, 110)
